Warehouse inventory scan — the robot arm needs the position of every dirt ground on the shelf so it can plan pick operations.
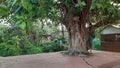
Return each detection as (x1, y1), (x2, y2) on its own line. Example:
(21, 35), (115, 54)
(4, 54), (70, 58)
(0, 50), (120, 68)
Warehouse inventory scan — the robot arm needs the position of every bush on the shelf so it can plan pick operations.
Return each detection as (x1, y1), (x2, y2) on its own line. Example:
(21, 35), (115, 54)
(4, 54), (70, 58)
(0, 27), (43, 56)
(20, 36), (42, 55)
(21, 44), (42, 55)
(42, 36), (68, 52)
(0, 26), (68, 57)
(0, 43), (21, 57)
(0, 34), (22, 57)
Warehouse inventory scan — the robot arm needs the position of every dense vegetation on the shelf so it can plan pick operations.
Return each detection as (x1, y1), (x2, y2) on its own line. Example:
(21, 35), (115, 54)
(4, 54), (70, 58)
(0, 22), (67, 57)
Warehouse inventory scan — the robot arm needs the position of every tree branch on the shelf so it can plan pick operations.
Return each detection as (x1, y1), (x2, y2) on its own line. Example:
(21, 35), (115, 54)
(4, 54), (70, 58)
(79, 0), (92, 27)
(91, 18), (120, 30)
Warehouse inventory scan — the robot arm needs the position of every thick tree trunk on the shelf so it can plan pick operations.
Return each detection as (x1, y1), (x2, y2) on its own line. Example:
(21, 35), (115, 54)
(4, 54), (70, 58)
(59, 0), (92, 56)
(63, 13), (88, 56)
(68, 30), (88, 56)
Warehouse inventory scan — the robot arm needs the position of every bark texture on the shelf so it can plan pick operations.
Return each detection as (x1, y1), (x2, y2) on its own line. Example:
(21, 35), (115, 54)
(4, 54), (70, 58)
(58, 0), (92, 56)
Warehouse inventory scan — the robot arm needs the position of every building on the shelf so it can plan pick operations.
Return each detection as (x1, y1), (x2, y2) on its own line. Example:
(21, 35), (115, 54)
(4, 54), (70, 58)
(100, 25), (120, 52)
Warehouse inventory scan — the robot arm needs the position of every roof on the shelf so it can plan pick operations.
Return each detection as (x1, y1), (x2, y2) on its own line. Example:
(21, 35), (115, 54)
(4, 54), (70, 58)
(100, 25), (120, 34)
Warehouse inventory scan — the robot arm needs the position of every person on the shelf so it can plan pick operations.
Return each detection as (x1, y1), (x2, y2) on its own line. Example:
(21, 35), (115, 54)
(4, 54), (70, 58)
(92, 37), (100, 50)
(86, 33), (95, 53)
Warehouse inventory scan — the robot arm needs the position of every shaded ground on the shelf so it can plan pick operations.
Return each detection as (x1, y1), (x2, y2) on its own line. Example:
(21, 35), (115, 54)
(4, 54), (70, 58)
(0, 50), (120, 68)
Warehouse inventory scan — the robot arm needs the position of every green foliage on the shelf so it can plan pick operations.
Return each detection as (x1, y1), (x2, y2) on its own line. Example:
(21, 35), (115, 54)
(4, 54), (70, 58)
(21, 44), (42, 54)
(0, 43), (21, 57)
(1, 0), (120, 21)
(0, 26), (22, 57)
(95, 25), (108, 38)
(91, 0), (120, 19)
(0, 4), (9, 17)
(71, 7), (82, 14)
(20, 36), (42, 54)
(71, 0), (86, 14)
(0, 27), (21, 57)
(18, 22), (26, 30)
(90, 0), (103, 10)
(0, 26), (42, 57)
(75, 0), (86, 7)
(21, 0), (33, 12)
(42, 35), (68, 52)
(0, 19), (67, 57)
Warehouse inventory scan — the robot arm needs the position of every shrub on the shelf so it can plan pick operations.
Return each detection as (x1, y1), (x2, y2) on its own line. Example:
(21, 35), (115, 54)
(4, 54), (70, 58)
(42, 35), (68, 52)
(20, 36), (42, 55)
(0, 43), (21, 57)
(21, 44), (42, 54)
(0, 27), (42, 56)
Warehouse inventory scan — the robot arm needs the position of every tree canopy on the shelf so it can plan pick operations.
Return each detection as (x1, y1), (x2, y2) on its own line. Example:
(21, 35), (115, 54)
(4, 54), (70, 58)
(1, 0), (120, 24)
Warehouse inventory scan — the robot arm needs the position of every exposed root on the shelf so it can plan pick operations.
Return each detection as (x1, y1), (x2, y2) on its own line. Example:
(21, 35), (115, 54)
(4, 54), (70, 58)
(82, 57), (97, 68)
(61, 51), (91, 57)
(61, 51), (96, 68)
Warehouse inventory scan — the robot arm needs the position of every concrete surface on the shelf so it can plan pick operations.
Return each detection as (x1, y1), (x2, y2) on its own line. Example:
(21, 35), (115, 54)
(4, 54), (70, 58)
(0, 51), (120, 68)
